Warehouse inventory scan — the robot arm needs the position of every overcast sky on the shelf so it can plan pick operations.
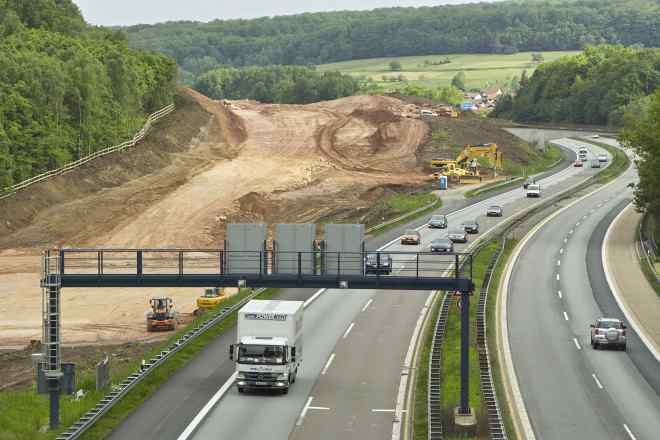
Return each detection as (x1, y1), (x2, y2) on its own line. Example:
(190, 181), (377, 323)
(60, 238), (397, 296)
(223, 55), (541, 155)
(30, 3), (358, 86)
(73, 0), (499, 26)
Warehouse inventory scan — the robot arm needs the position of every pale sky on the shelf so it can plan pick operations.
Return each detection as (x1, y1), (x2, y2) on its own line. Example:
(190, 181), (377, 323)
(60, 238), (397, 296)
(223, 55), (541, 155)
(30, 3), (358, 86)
(73, 0), (500, 26)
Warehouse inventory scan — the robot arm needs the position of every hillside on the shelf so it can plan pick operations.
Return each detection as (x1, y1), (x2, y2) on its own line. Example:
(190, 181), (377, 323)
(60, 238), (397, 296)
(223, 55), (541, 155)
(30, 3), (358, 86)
(318, 50), (579, 91)
(123, 0), (660, 80)
(0, 0), (177, 188)
(0, 88), (543, 346)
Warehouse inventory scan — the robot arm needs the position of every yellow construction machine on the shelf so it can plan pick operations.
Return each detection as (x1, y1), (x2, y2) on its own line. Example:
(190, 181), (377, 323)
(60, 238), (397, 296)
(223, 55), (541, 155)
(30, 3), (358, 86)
(196, 287), (225, 312)
(146, 297), (177, 332)
(458, 143), (503, 171)
(430, 143), (503, 184)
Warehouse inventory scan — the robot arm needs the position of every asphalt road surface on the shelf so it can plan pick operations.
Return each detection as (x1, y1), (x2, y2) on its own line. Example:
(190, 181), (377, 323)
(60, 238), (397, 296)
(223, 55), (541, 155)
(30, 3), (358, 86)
(108, 136), (606, 440)
(507, 142), (660, 440)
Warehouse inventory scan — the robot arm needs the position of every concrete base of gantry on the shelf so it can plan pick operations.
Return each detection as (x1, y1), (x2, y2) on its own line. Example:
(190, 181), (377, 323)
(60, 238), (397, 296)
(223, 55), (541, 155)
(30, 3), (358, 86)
(454, 406), (478, 434)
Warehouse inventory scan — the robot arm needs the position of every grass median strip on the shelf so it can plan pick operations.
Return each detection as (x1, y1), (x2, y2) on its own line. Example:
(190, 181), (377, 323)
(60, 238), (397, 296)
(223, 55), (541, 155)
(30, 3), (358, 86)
(0, 288), (277, 440)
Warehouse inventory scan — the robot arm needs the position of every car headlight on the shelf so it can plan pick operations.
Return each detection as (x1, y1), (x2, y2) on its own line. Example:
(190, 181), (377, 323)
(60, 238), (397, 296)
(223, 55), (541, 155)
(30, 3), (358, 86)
(276, 373), (287, 380)
(237, 373), (246, 379)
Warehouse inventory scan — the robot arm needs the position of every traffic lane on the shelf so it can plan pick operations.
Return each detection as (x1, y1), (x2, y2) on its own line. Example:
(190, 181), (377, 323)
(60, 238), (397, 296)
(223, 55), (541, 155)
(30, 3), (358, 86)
(190, 288), (373, 440)
(108, 287), (320, 440)
(507, 220), (627, 439)
(290, 291), (430, 440)
(555, 173), (660, 440)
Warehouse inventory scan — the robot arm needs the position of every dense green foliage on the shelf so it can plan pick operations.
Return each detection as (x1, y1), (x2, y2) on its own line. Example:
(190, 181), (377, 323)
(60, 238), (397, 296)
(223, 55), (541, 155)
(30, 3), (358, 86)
(124, 0), (660, 79)
(492, 45), (660, 125)
(193, 65), (359, 103)
(622, 90), (660, 229)
(0, 0), (177, 188)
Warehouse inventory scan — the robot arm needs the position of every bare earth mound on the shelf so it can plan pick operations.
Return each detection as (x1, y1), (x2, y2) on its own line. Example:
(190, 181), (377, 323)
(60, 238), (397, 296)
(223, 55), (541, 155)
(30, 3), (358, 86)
(0, 89), (428, 347)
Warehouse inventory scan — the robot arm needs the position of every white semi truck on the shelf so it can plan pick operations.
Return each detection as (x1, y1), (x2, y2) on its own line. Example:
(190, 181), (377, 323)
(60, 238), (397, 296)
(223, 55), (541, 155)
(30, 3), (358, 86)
(230, 300), (303, 394)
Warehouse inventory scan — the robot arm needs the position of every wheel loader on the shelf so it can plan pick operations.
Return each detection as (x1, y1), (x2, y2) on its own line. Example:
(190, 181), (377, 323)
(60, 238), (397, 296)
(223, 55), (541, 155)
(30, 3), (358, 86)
(146, 297), (177, 332)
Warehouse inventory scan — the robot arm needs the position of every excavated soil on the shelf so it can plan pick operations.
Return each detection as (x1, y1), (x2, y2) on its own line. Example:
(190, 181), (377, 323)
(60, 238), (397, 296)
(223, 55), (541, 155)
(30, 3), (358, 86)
(0, 88), (430, 348)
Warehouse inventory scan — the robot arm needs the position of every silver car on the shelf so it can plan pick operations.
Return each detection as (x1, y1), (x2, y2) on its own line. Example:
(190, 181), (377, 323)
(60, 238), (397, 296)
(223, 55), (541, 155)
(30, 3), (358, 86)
(430, 238), (454, 253)
(590, 318), (627, 350)
(486, 205), (503, 217)
(598, 153), (608, 163)
(448, 229), (467, 243)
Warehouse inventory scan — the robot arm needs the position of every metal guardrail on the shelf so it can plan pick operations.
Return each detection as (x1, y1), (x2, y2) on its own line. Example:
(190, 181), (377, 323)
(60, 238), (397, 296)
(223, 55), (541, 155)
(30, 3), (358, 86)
(639, 213), (660, 282)
(1, 104), (175, 200)
(428, 292), (451, 440)
(476, 238), (507, 440)
(425, 143), (631, 439)
(55, 287), (265, 440)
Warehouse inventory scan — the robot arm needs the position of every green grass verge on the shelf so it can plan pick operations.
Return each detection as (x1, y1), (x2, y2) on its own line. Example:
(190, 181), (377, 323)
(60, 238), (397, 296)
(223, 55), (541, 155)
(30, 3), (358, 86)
(638, 251), (660, 298)
(0, 288), (278, 440)
(412, 293), (444, 440)
(319, 51), (579, 91)
(486, 239), (519, 440)
(367, 193), (442, 236)
(440, 240), (502, 438)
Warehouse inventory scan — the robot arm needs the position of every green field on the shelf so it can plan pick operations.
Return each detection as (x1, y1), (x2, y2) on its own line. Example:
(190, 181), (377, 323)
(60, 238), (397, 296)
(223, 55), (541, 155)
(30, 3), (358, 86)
(319, 51), (580, 91)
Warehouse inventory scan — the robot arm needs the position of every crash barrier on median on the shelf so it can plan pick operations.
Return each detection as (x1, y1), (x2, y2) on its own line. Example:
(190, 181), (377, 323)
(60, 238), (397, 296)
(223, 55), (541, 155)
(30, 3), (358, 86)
(640, 213), (660, 282)
(426, 142), (631, 439)
(0, 104), (175, 200)
(55, 288), (265, 440)
(428, 292), (451, 440)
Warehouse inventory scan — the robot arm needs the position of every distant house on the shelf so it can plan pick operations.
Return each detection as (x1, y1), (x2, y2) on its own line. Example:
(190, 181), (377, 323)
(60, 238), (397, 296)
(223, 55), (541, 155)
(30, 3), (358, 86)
(483, 87), (503, 101)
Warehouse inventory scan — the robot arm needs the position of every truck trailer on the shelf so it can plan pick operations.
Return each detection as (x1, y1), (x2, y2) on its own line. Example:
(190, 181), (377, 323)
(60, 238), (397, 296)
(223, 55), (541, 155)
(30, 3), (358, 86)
(230, 300), (303, 394)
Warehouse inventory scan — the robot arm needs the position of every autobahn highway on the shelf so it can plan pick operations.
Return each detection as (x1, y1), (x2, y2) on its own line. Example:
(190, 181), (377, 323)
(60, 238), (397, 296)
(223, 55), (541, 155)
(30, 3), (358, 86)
(108, 136), (608, 440)
(506, 140), (660, 440)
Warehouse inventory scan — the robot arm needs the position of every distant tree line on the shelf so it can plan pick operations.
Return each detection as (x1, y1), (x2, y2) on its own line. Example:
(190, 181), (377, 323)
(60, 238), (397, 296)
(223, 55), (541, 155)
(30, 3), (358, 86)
(193, 66), (360, 104)
(0, 0), (178, 188)
(124, 0), (660, 79)
(491, 45), (660, 126)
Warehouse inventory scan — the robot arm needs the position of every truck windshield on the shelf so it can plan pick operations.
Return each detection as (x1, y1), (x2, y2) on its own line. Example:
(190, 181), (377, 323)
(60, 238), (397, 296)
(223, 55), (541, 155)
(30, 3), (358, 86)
(238, 344), (286, 365)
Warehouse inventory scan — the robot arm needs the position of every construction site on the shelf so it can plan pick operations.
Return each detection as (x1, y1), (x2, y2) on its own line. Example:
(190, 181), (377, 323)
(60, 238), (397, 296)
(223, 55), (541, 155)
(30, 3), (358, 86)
(0, 87), (540, 390)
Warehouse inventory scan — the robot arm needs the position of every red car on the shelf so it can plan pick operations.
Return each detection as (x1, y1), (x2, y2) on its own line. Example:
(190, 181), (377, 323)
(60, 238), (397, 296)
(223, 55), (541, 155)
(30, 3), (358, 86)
(574, 159), (583, 167)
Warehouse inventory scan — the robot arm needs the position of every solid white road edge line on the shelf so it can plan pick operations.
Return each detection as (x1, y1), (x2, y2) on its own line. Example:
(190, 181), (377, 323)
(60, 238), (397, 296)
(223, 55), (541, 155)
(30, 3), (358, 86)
(602, 202), (660, 363)
(362, 298), (373, 312)
(296, 396), (314, 426)
(321, 353), (335, 376)
(342, 322), (355, 339)
(498, 166), (625, 440)
(592, 373), (604, 389)
(175, 371), (238, 440)
(176, 141), (598, 440)
(392, 291), (435, 440)
(623, 423), (637, 440)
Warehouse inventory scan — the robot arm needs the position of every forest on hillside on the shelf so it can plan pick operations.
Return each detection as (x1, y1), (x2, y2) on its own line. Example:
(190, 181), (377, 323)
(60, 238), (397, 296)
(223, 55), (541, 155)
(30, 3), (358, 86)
(124, 0), (660, 80)
(491, 45), (660, 126)
(194, 66), (360, 104)
(0, 0), (177, 188)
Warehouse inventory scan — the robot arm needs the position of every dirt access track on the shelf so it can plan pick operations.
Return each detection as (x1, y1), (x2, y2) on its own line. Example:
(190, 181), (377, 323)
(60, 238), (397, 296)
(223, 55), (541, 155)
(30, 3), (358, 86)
(0, 87), (429, 347)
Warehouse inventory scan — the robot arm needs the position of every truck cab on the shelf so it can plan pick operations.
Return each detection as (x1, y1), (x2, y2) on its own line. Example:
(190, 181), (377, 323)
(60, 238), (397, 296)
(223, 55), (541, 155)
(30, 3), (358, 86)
(230, 300), (303, 394)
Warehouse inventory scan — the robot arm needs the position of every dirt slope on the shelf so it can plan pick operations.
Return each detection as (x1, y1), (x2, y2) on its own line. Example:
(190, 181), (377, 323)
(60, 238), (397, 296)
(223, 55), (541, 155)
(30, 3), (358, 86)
(0, 89), (429, 346)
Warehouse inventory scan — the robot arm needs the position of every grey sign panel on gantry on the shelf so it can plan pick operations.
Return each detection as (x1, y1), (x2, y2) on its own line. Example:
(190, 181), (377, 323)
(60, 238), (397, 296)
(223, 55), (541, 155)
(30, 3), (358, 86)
(325, 224), (364, 275)
(226, 223), (267, 274)
(274, 223), (316, 275)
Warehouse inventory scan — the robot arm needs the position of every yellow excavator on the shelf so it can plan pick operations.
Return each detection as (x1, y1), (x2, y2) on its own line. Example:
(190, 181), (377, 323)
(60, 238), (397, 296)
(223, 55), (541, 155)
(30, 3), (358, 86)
(430, 143), (503, 184)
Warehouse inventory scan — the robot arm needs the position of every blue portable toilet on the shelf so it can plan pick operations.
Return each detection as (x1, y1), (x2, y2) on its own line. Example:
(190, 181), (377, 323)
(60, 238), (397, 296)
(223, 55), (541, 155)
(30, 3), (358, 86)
(438, 175), (448, 190)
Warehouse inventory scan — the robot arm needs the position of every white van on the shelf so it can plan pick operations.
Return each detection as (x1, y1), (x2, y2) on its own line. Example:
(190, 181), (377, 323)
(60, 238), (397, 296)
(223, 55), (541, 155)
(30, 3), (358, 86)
(420, 109), (436, 117)
(526, 183), (541, 198)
